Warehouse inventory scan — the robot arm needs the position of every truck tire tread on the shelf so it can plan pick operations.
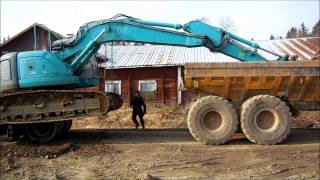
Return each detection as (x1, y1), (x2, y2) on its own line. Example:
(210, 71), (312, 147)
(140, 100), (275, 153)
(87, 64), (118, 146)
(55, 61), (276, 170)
(187, 95), (238, 145)
(240, 95), (292, 145)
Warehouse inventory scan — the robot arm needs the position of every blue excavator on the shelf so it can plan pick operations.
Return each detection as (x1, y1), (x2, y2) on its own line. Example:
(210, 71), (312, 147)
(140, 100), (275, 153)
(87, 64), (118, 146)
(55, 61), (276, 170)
(0, 14), (289, 142)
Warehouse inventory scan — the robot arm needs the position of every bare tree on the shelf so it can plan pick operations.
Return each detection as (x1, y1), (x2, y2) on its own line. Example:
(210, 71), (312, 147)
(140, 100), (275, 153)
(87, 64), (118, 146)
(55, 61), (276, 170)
(218, 16), (237, 33)
(299, 23), (309, 37)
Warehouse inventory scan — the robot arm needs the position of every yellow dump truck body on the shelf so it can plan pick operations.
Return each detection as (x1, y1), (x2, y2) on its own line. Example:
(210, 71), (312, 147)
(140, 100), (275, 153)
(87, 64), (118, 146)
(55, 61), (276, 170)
(184, 60), (320, 111)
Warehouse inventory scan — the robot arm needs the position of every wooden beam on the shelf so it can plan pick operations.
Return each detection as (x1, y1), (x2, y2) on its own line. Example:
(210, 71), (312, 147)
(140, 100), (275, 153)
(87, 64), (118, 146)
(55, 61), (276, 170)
(99, 67), (106, 92)
(128, 76), (131, 103)
(162, 77), (165, 104)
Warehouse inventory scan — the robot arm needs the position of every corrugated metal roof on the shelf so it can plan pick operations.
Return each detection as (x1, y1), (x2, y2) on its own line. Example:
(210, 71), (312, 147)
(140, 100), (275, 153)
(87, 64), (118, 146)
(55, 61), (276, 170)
(256, 37), (319, 60)
(98, 37), (319, 69)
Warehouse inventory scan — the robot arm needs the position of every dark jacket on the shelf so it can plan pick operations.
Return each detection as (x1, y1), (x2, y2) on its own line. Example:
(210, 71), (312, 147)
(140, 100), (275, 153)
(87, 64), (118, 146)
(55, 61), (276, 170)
(130, 96), (146, 113)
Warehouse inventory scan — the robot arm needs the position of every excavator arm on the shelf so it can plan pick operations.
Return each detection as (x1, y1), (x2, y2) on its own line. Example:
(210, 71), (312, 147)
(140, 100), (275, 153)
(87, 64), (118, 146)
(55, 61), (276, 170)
(52, 14), (288, 72)
(53, 15), (210, 72)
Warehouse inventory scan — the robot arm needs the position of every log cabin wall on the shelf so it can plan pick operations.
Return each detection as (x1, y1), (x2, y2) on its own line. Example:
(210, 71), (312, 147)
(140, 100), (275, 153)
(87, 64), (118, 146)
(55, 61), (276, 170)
(105, 66), (178, 105)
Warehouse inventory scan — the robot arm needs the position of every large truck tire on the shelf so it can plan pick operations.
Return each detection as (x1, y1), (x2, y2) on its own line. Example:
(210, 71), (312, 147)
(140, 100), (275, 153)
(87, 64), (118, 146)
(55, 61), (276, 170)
(240, 95), (292, 145)
(26, 122), (62, 142)
(187, 96), (238, 145)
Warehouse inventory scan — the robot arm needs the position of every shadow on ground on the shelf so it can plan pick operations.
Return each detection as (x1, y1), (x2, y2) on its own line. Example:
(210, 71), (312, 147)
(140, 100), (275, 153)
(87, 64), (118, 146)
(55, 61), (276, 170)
(60, 128), (320, 145)
(0, 128), (319, 146)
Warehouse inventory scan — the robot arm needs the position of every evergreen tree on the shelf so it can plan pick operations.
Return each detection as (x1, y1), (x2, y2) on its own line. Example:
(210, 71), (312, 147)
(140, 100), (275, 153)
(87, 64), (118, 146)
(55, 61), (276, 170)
(311, 20), (320, 37)
(269, 34), (275, 40)
(286, 27), (299, 38)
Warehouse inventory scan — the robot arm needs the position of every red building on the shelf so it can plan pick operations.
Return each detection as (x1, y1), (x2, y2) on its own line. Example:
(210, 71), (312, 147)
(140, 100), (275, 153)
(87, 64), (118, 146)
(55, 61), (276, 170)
(0, 23), (64, 56)
(105, 66), (180, 105)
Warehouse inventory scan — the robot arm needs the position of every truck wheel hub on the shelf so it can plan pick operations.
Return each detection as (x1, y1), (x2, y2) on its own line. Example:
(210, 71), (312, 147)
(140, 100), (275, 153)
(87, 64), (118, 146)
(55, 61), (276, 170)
(254, 109), (279, 132)
(201, 111), (223, 131)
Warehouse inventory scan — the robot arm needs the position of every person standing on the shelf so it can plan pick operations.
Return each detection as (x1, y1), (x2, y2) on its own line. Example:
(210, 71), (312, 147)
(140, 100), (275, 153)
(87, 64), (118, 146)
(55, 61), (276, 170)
(130, 91), (147, 129)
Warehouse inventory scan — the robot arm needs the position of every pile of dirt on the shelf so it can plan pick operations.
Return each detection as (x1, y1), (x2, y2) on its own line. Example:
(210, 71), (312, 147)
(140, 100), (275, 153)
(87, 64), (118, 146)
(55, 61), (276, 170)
(73, 104), (319, 129)
(0, 142), (74, 159)
(0, 157), (16, 173)
(73, 103), (187, 129)
(293, 111), (320, 128)
(0, 142), (74, 173)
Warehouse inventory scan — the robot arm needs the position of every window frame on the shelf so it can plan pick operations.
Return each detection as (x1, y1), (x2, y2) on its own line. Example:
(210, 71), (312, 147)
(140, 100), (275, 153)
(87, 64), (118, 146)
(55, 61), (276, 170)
(105, 80), (122, 95)
(138, 80), (157, 92)
(138, 80), (157, 100)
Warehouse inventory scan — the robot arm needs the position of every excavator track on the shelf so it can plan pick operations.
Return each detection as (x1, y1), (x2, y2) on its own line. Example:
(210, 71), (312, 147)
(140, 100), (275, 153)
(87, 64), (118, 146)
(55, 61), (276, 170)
(0, 90), (122, 142)
(0, 90), (122, 125)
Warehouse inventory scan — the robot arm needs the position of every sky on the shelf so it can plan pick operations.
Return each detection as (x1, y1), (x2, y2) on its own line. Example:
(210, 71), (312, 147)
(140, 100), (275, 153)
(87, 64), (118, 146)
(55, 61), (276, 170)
(1, 0), (319, 41)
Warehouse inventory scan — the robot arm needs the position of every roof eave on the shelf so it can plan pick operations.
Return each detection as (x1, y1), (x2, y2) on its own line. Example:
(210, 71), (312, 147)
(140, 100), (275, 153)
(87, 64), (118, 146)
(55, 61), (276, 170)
(0, 23), (64, 48)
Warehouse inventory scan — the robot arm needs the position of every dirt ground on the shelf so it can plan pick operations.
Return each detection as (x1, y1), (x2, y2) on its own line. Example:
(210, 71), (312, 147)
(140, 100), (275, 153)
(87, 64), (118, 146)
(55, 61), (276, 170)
(0, 104), (319, 179)
(0, 129), (319, 180)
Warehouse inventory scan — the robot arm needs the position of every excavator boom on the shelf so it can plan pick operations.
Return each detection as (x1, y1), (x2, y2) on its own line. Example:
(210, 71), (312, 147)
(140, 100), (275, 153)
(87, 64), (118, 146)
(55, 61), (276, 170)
(53, 14), (288, 74)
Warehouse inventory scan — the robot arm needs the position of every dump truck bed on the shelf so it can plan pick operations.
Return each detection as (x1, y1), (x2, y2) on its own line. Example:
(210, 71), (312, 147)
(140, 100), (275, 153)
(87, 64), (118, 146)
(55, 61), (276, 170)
(184, 60), (320, 111)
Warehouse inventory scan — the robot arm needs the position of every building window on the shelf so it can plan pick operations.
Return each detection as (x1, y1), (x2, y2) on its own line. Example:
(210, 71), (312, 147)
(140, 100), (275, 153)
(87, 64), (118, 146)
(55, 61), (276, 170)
(105, 80), (121, 95)
(139, 80), (157, 100)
